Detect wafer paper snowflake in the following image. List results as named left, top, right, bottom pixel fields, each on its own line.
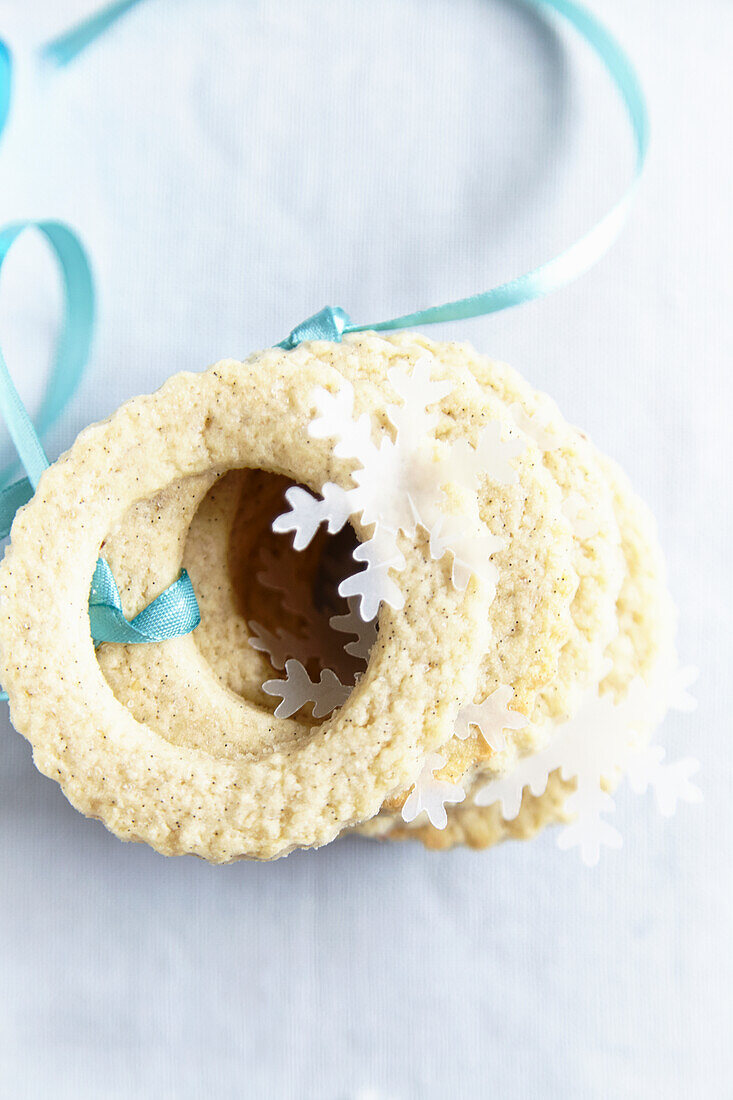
left=508, top=401, right=562, bottom=453
left=262, top=659, right=351, bottom=719
left=454, top=685, right=528, bottom=752
left=273, top=357, right=524, bottom=622
left=248, top=621, right=317, bottom=671
left=640, top=657, right=698, bottom=719
left=331, top=597, right=379, bottom=662
left=253, top=597, right=376, bottom=717
left=395, top=687, right=526, bottom=831
left=401, top=753, right=466, bottom=829
left=255, top=545, right=320, bottom=619
left=475, top=660, right=701, bottom=865
left=248, top=535, right=373, bottom=679
left=562, top=491, right=602, bottom=539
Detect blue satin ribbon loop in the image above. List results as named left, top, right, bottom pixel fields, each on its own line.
left=89, top=558, right=201, bottom=645
left=0, top=226, right=200, bottom=652
left=278, top=306, right=350, bottom=350
left=0, top=220, right=95, bottom=487
left=0, top=346, right=49, bottom=489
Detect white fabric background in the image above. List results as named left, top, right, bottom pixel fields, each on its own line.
left=0, top=1, right=730, bottom=1097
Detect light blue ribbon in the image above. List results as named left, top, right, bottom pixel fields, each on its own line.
left=89, top=559, right=199, bottom=645
left=0, top=220, right=94, bottom=495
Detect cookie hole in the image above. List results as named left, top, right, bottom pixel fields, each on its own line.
left=184, top=469, right=378, bottom=720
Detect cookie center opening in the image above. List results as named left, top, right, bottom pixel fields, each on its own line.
left=186, top=469, right=377, bottom=719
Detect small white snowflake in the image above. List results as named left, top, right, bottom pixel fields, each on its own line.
left=508, top=401, right=561, bottom=453
left=427, top=512, right=503, bottom=593
left=562, top=491, right=601, bottom=539
left=401, top=753, right=466, bottom=829
left=272, top=483, right=353, bottom=552
left=330, top=597, right=379, bottom=662
left=255, top=545, right=319, bottom=619
left=337, top=527, right=406, bottom=622
left=248, top=620, right=319, bottom=670
left=262, top=659, right=351, bottom=719
left=475, top=660, right=701, bottom=865
left=454, top=685, right=528, bottom=751
left=273, top=356, right=522, bottom=622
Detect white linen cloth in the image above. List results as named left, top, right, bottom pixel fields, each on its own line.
left=0, top=1, right=730, bottom=1096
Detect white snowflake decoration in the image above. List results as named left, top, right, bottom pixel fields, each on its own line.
left=401, top=753, right=466, bottom=829
left=262, top=659, right=351, bottom=719
left=508, top=401, right=561, bottom=453
left=625, top=744, right=702, bottom=817
left=454, top=685, right=528, bottom=752
left=250, top=598, right=374, bottom=717
left=248, top=620, right=319, bottom=671
left=653, top=659, right=698, bottom=715
left=562, top=491, right=601, bottom=539
left=427, top=512, right=504, bottom=591
left=272, top=484, right=353, bottom=553
left=248, top=538, right=376, bottom=682
left=330, top=596, right=379, bottom=662
left=255, top=545, right=322, bottom=619
left=475, top=663, right=701, bottom=865
left=337, top=527, right=406, bottom=621
left=273, top=357, right=523, bottom=622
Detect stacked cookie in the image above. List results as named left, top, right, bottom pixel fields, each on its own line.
left=0, top=334, right=695, bottom=862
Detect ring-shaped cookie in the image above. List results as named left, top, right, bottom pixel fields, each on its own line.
left=95, top=337, right=580, bottom=827
left=0, top=356, right=490, bottom=861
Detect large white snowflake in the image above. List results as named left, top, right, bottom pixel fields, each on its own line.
left=401, top=753, right=466, bottom=829
left=475, top=661, right=701, bottom=865
left=272, top=356, right=523, bottom=622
